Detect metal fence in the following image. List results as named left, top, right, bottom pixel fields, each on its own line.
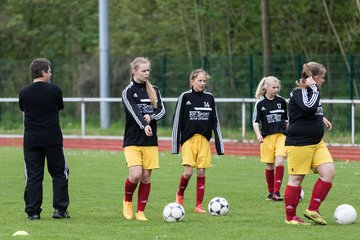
left=1, top=97, right=359, bottom=145
left=1, top=54, right=359, bottom=100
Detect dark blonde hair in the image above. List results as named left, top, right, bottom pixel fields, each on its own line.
left=130, top=57, right=158, bottom=109
left=255, top=76, right=280, bottom=99
left=297, top=62, right=326, bottom=88
left=189, top=69, right=209, bottom=87
left=29, top=58, right=51, bottom=79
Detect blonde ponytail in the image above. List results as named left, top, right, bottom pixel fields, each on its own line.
left=146, top=81, right=158, bottom=109
left=255, top=76, right=280, bottom=99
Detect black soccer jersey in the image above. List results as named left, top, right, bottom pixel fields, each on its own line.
left=252, top=95, right=288, bottom=137
left=19, top=82, right=64, bottom=147
left=171, top=88, right=224, bottom=155
left=285, top=84, right=324, bottom=146
left=122, top=80, right=165, bottom=147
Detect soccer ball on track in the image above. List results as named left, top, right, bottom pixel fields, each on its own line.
left=334, top=204, right=357, bottom=225
left=208, top=197, right=229, bottom=216
left=163, top=202, right=185, bottom=223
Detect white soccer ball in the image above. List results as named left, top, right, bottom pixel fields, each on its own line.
left=163, top=202, right=185, bottom=223
left=334, top=204, right=357, bottom=225
left=208, top=197, right=229, bottom=216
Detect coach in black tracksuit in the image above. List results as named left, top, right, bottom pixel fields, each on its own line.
left=19, top=58, right=69, bottom=220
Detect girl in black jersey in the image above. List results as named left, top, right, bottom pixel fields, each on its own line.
left=172, top=69, right=224, bottom=213
left=121, top=57, right=165, bottom=221
left=284, top=62, right=334, bottom=225
left=252, top=76, right=288, bottom=201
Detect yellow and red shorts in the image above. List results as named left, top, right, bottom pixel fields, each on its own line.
left=260, top=133, right=286, bottom=163
left=181, top=134, right=212, bottom=168
left=286, top=140, right=333, bottom=175
left=124, top=146, right=159, bottom=169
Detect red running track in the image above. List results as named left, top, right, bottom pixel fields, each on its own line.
left=0, top=136, right=359, bottom=161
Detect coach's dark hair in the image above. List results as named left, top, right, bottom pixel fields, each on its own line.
left=297, top=62, right=326, bottom=87
left=29, top=58, right=51, bottom=79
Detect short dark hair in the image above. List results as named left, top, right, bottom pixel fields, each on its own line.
left=29, top=58, right=51, bottom=79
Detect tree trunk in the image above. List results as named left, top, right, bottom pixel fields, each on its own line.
left=323, top=0, right=359, bottom=98
left=225, top=0, right=235, bottom=90
left=261, top=0, right=271, bottom=76
left=325, top=0, right=334, bottom=116
left=177, top=0, right=193, bottom=69
left=315, top=6, right=323, bottom=54
left=194, top=0, right=206, bottom=57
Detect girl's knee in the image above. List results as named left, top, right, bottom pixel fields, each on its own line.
left=183, top=171, right=193, bottom=179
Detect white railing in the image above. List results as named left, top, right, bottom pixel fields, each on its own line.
left=1, top=97, right=359, bottom=145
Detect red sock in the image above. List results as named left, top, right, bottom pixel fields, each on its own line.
left=308, top=178, right=332, bottom=212
left=177, top=175, right=190, bottom=196
left=284, top=185, right=301, bottom=221
left=196, top=176, right=205, bottom=207
left=274, top=166, right=284, bottom=193
left=124, top=177, right=137, bottom=202
left=137, top=182, right=151, bottom=212
left=265, top=169, right=274, bottom=193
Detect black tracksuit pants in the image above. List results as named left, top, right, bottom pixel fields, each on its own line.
left=24, top=144, right=69, bottom=216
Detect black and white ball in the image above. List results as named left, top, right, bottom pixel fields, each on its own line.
left=163, top=203, right=185, bottom=222
left=208, top=197, right=229, bottom=216
left=334, top=204, right=357, bottom=225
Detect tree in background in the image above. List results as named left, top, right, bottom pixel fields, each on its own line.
left=261, top=0, right=271, bottom=76
left=0, top=0, right=359, bottom=98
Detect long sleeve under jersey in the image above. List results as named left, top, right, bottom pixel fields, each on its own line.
left=252, top=95, right=288, bottom=138
left=122, top=80, right=165, bottom=147
left=171, top=88, right=224, bottom=155
left=285, top=83, right=324, bottom=146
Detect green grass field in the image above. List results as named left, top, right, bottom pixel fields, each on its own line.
left=0, top=147, right=359, bottom=240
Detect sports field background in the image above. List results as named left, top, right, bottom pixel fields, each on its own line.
left=0, top=147, right=359, bottom=240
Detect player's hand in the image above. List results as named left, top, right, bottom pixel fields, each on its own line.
left=144, top=125, right=153, bottom=136
left=323, top=117, right=333, bottom=131
left=257, top=135, right=264, bottom=143
left=143, top=114, right=151, bottom=124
